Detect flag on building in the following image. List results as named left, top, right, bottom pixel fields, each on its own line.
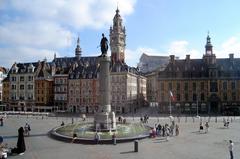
left=169, top=91, right=176, bottom=101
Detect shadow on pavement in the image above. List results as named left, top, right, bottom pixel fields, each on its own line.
left=120, top=150, right=136, bottom=154
left=3, top=133, right=47, bottom=139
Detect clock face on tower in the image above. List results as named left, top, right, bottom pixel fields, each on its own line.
left=207, top=50, right=212, bottom=54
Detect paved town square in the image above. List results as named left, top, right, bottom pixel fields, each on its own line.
left=1, top=115, right=239, bottom=159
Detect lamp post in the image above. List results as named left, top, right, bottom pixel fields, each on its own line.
left=196, top=88, right=200, bottom=118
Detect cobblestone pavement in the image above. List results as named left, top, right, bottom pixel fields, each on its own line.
left=1, top=115, right=240, bottom=159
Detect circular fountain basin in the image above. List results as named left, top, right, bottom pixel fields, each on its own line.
left=49, top=122, right=150, bottom=144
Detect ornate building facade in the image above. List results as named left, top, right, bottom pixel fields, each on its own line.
left=8, top=62, right=39, bottom=111
left=3, top=8, right=147, bottom=114
left=35, top=60, right=54, bottom=111
left=155, top=35, right=240, bottom=115
left=0, top=67, right=8, bottom=110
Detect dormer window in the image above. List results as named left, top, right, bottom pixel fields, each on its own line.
left=28, top=64, right=34, bottom=73
left=12, top=68, right=16, bottom=73
left=89, top=72, right=92, bottom=79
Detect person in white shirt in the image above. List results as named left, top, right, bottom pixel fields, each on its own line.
left=229, top=140, right=234, bottom=159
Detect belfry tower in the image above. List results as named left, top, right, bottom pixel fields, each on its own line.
left=110, top=8, right=126, bottom=64
left=75, top=37, right=81, bottom=60
left=203, top=33, right=216, bottom=65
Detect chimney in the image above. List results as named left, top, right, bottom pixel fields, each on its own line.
left=186, top=54, right=190, bottom=60
left=229, top=53, right=234, bottom=60
left=170, top=55, right=175, bottom=63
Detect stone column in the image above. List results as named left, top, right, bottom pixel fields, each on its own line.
left=99, top=56, right=111, bottom=113
left=94, top=55, right=116, bottom=131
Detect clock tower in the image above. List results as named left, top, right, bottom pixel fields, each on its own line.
left=110, top=8, right=126, bottom=63
left=203, top=33, right=216, bottom=65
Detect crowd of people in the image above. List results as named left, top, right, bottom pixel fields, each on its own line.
left=149, top=120, right=180, bottom=138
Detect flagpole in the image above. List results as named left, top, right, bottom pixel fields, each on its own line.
left=169, top=93, right=172, bottom=117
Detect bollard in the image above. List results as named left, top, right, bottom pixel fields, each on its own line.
left=134, top=140, right=138, bottom=152
left=215, top=116, right=217, bottom=123
left=231, top=118, right=233, bottom=123
left=178, top=117, right=180, bottom=123
left=192, top=117, right=195, bottom=123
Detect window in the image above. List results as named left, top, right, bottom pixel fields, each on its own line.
left=210, top=82, right=218, bottom=92
left=176, top=83, right=180, bottom=91
left=231, top=81, right=236, bottom=90
left=223, top=93, right=227, bottom=101
left=28, top=68, right=33, bottom=73
left=223, top=81, right=227, bottom=90
left=192, top=82, right=196, bottom=91
left=160, top=83, right=164, bottom=90
left=168, top=82, right=172, bottom=91
left=20, top=76, right=24, bottom=81
left=185, top=93, right=188, bottom=101
left=20, top=85, right=24, bottom=90
left=11, top=85, right=16, bottom=90
left=28, top=76, right=33, bottom=81
left=177, top=94, right=180, bottom=101
left=161, top=93, right=164, bottom=102
left=28, top=85, right=33, bottom=90
left=19, top=96, right=24, bottom=100
left=193, top=93, right=197, bottom=101
left=232, top=92, right=236, bottom=101
left=11, top=77, right=16, bottom=81
left=184, top=82, right=188, bottom=91
left=201, top=93, right=204, bottom=101
left=201, top=82, right=204, bottom=90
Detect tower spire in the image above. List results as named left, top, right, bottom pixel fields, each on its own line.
left=205, top=32, right=213, bottom=55
left=110, top=7, right=126, bottom=64
left=75, top=36, right=81, bottom=60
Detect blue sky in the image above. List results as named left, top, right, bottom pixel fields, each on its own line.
left=1, top=0, right=240, bottom=68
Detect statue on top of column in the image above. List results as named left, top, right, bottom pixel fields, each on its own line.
left=100, top=33, right=108, bottom=56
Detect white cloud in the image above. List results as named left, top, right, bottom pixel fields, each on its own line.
left=125, top=47, right=169, bottom=67
left=0, top=47, right=57, bottom=68
left=168, top=41, right=201, bottom=59
left=125, top=41, right=202, bottom=67
left=7, top=0, right=136, bottom=29
left=0, top=0, right=137, bottom=68
left=215, top=36, right=240, bottom=58
left=0, top=20, right=72, bottom=49
left=126, top=36, right=240, bottom=68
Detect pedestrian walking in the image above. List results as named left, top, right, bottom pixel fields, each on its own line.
left=229, top=140, right=234, bottom=159
left=199, top=122, right=204, bottom=133
left=0, top=117, right=3, bottom=126
left=175, top=124, right=179, bottom=136
left=94, top=132, right=100, bottom=144
left=24, top=123, right=30, bottom=136
left=205, top=122, right=209, bottom=133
